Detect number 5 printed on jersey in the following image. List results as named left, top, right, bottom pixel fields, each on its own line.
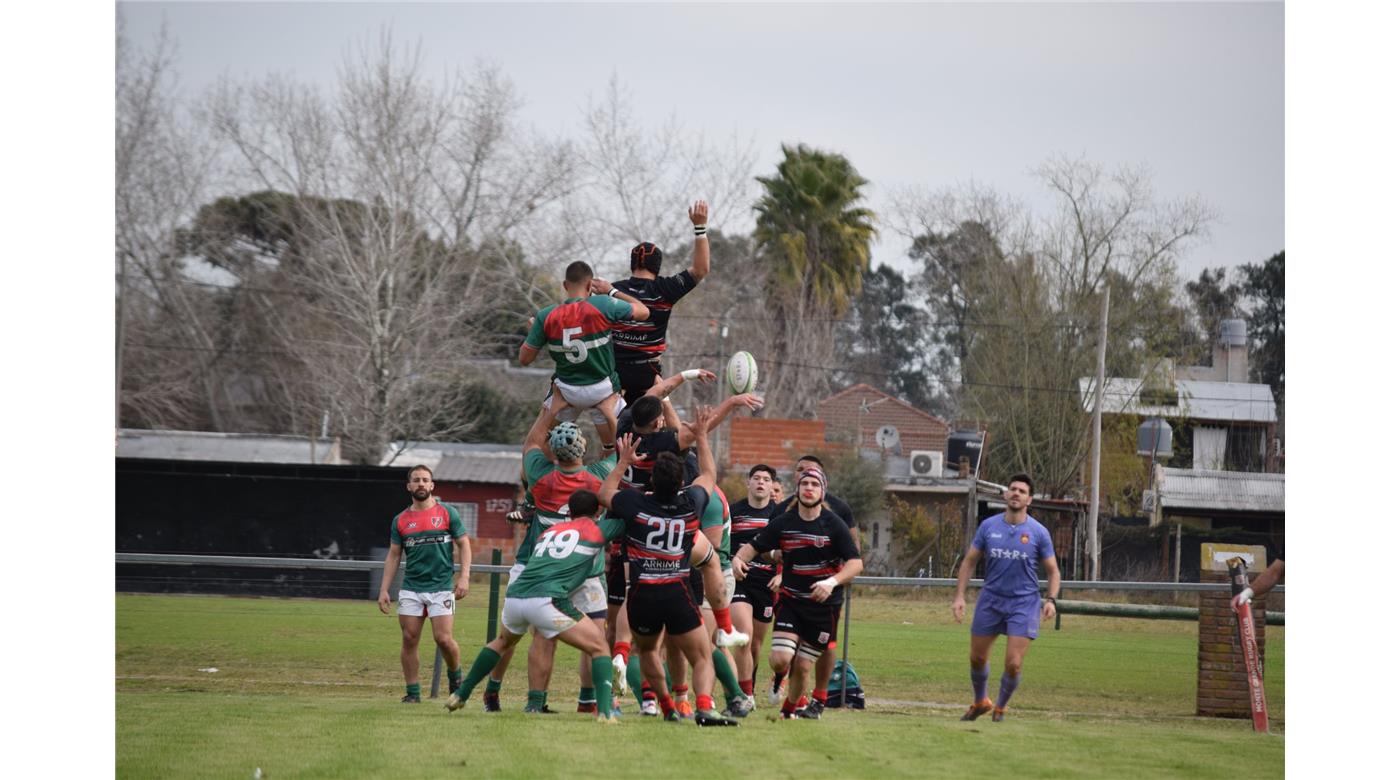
left=562, top=327, right=588, bottom=364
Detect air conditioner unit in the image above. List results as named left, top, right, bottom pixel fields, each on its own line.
left=909, top=450, right=943, bottom=477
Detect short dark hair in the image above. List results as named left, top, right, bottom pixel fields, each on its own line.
left=748, top=464, right=777, bottom=480
left=568, top=489, right=601, bottom=520
left=1008, top=473, right=1034, bottom=495
left=630, top=242, right=663, bottom=274
left=651, top=451, right=684, bottom=499
left=796, top=454, right=824, bottom=469
left=407, top=465, right=433, bottom=480
left=630, top=395, right=663, bottom=430
left=564, top=260, right=594, bottom=286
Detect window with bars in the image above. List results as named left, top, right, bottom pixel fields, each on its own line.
left=442, top=502, right=479, bottom=536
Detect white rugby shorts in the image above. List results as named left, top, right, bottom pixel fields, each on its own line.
left=397, top=589, right=455, bottom=618
left=501, top=596, right=579, bottom=639
left=547, top=377, right=624, bottom=425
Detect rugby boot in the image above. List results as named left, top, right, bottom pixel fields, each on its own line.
left=991, top=706, right=1007, bottom=722
left=444, top=693, right=465, bottom=712
left=401, top=694, right=421, bottom=704
left=695, top=709, right=740, bottom=727
left=960, top=698, right=994, bottom=721
left=715, top=627, right=750, bottom=648
left=482, top=692, right=501, bottom=712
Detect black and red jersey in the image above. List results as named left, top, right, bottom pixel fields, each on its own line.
left=610, top=271, right=698, bottom=363
left=748, top=508, right=859, bottom=606
left=610, top=485, right=710, bottom=588
left=729, top=498, right=783, bottom=579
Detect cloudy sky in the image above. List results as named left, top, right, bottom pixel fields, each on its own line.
left=120, top=1, right=1283, bottom=281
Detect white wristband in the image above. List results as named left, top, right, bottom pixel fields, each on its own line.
left=681, top=369, right=703, bottom=381
left=1237, top=587, right=1254, bottom=603
left=693, top=225, right=707, bottom=237
left=608, top=288, right=619, bottom=298
left=817, top=577, right=838, bottom=591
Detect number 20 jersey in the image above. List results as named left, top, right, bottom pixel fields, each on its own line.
left=609, top=486, right=709, bottom=588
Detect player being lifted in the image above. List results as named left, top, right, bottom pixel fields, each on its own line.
left=732, top=467, right=863, bottom=720
left=520, top=260, right=648, bottom=450
left=951, top=474, right=1061, bottom=723
left=608, top=200, right=712, bottom=407
left=598, top=408, right=738, bottom=726
left=446, top=490, right=622, bottom=725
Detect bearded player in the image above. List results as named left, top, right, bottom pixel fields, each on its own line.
left=733, top=468, right=862, bottom=720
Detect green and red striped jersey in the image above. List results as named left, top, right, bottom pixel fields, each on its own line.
left=514, top=450, right=617, bottom=579
left=507, top=515, right=627, bottom=600
left=524, top=294, right=634, bottom=388
left=389, top=502, right=466, bottom=592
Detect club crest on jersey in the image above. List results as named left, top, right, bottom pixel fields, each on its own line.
left=432, top=516, right=444, bottom=529
left=1020, top=534, right=1030, bottom=545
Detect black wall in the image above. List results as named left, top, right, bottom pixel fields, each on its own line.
left=117, top=458, right=411, bottom=598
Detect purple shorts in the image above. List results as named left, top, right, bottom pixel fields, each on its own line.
left=970, top=591, right=1042, bottom=639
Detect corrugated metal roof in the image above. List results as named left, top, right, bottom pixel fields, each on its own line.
left=433, top=452, right=523, bottom=485
left=118, top=429, right=342, bottom=464
left=1157, top=466, right=1284, bottom=513
left=1078, top=378, right=1277, bottom=423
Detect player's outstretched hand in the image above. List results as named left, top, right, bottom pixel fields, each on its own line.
left=1231, top=587, right=1254, bottom=609
left=377, top=591, right=392, bottom=615
left=689, top=200, right=709, bottom=226
left=733, top=393, right=764, bottom=411
left=616, top=433, right=641, bottom=464
left=686, top=369, right=717, bottom=384
left=685, top=405, right=715, bottom=437
left=951, top=595, right=966, bottom=623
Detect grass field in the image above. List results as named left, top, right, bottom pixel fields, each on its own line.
left=116, top=585, right=1283, bottom=779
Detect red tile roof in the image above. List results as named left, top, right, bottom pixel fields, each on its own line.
left=817, top=383, right=951, bottom=455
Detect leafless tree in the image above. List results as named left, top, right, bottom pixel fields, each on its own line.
left=116, top=17, right=223, bottom=430
left=202, top=31, right=577, bottom=462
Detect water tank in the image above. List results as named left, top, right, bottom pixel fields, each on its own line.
left=947, top=430, right=983, bottom=472
left=1220, top=318, right=1247, bottom=347
left=1136, top=418, right=1173, bottom=458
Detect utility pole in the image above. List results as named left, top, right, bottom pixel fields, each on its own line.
left=1087, top=286, right=1110, bottom=581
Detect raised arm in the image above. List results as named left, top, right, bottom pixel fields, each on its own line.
left=682, top=406, right=717, bottom=494
left=676, top=392, right=763, bottom=449
left=688, top=200, right=711, bottom=281
left=646, top=369, right=717, bottom=401
left=598, top=433, right=641, bottom=509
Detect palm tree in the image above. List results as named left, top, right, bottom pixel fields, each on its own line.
left=751, top=144, right=877, bottom=416
left=754, top=144, right=877, bottom=314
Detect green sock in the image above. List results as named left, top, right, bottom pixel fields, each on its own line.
left=406, top=682, right=421, bottom=697
left=589, top=656, right=614, bottom=717
left=626, top=655, right=645, bottom=707
left=485, top=677, right=502, bottom=695
left=457, top=647, right=501, bottom=699
left=526, top=689, right=546, bottom=710
left=578, top=686, right=595, bottom=705
left=664, top=662, right=673, bottom=691
left=447, top=667, right=463, bottom=692
left=712, top=648, right=742, bottom=701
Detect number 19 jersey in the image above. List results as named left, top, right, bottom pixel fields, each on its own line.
left=506, top=516, right=626, bottom=601
left=609, top=486, right=709, bottom=587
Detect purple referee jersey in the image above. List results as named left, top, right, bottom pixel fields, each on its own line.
left=972, top=514, right=1055, bottom=598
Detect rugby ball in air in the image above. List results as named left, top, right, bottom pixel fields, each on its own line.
left=725, top=351, right=758, bottom=395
